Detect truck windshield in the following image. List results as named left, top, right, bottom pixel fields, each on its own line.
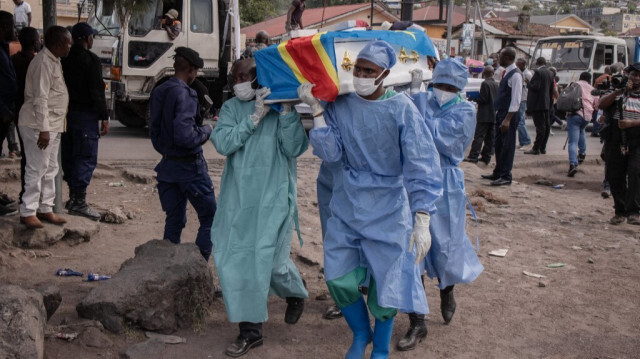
left=87, top=0, right=120, bottom=36
left=532, top=40, right=594, bottom=71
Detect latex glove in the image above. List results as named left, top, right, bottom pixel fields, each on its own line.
left=297, top=83, right=324, bottom=116
left=409, top=69, right=423, bottom=95
left=250, top=87, right=271, bottom=127
left=409, top=212, right=431, bottom=264
left=280, top=103, right=292, bottom=116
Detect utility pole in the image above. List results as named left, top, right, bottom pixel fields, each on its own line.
left=43, top=0, right=57, bottom=30
left=401, top=0, right=414, bottom=21
left=446, top=0, right=454, bottom=56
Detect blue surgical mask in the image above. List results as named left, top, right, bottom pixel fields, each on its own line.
left=486, top=58, right=494, bottom=66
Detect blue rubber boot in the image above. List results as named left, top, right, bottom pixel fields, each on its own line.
left=340, top=297, right=373, bottom=359
left=370, top=316, right=395, bottom=359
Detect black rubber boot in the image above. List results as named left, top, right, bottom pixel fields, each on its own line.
left=65, top=189, right=76, bottom=211
left=440, top=285, right=456, bottom=324
left=68, top=190, right=101, bottom=221
left=396, top=313, right=427, bottom=351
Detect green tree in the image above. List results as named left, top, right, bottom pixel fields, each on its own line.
left=600, top=19, right=610, bottom=29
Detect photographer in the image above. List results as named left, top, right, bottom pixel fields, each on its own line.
left=598, top=63, right=640, bottom=225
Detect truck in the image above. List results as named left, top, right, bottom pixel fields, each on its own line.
left=87, top=0, right=234, bottom=127
left=530, top=35, right=628, bottom=86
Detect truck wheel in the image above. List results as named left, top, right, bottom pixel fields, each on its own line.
left=114, top=101, right=148, bottom=128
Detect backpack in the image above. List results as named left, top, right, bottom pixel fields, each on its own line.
left=556, top=82, right=583, bottom=113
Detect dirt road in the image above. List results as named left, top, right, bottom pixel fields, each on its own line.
left=1, top=122, right=638, bottom=358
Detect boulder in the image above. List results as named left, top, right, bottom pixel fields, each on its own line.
left=101, top=207, right=127, bottom=224
left=0, top=285, right=46, bottom=359
left=34, top=283, right=62, bottom=321
left=79, top=327, right=113, bottom=349
left=4, top=216, right=100, bottom=249
left=123, top=338, right=165, bottom=359
left=76, top=240, right=215, bottom=334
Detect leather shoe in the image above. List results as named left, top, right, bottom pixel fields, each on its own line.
left=20, top=216, right=44, bottom=229
left=480, top=157, right=491, bottom=165
left=524, top=149, right=540, bottom=155
left=322, top=304, right=343, bottom=320
left=37, top=212, right=67, bottom=225
left=284, top=297, right=304, bottom=324
left=440, top=285, right=456, bottom=324
left=540, top=149, right=547, bottom=154
left=463, top=157, right=478, bottom=163
left=396, top=313, right=427, bottom=351
left=491, top=178, right=512, bottom=186
left=481, top=173, right=499, bottom=180
left=225, top=335, right=263, bottom=357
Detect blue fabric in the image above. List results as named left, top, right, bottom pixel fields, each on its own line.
left=61, top=111, right=100, bottom=189
left=318, top=158, right=342, bottom=237
left=432, top=58, right=468, bottom=90
left=411, top=91, right=484, bottom=289
left=0, top=42, right=16, bottom=118
left=149, top=77, right=212, bottom=183
left=211, top=97, right=309, bottom=323
left=357, top=40, right=396, bottom=69
left=309, top=92, right=442, bottom=315
left=340, top=296, right=373, bottom=359
left=567, top=113, right=588, bottom=166
left=517, top=101, right=531, bottom=146
left=157, top=176, right=216, bottom=261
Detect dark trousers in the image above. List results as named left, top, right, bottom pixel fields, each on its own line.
left=468, top=122, right=494, bottom=161
left=532, top=110, right=550, bottom=152
left=605, top=142, right=640, bottom=216
left=17, top=127, right=26, bottom=203
left=239, top=322, right=263, bottom=340
left=61, top=112, right=100, bottom=191
left=157, top=176, right=216, bottom=261
left=493, top=115, right=519, bottom=181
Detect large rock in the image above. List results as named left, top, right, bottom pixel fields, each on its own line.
left=123, top=338, right=165, bottom=359
left=76, top=240, right=214, bottom=334
left=1, top=216, right=100, bottom=249
left=0, top=285, right=46, bottom=359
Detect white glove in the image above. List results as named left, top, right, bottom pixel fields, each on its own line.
left=409, top=212, right=431, bottom=264
left=297, top=82, right=324, bottom=116
left=250, top=87, right=271, bottom=127
left=409, top=69, right=423, bottom=95
left=280, top=103, right=292, bottom=116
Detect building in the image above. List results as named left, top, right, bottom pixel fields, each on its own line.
left=241, top=3, right=399, bottom=43
left=602, top=12, right=640, bottom=33
left=412, top=4, right=467, bottom=39
left=576, top=7, right=621, bottom=30
left=0, top=0, right=90, bottom=29
left=505, top=14, right=593, bottom=34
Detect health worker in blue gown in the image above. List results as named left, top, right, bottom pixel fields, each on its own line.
left=301, top=40, right=443, bottom=359
left=396, top=58, right=484, bottom=352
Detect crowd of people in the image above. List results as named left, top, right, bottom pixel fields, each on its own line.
left=2, top=7, right=640, bottom=357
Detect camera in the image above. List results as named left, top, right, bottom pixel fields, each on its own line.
left=611, top=74, right=628, bottom=89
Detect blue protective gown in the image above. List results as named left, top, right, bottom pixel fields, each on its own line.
left=211, top=98, right=309, bottom=323
left=412, top=91, right=484, bottom=289
left=310, top=92, right=443, bottom=314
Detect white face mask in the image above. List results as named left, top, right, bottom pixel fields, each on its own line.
left=433, top=88, right=458, bottom=108
left=233, top=79, right=256, bottom=101
left=353, top=71, right=386, bottom=97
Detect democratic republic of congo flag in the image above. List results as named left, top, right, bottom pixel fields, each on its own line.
left=254, top=30, right=437, bottom=103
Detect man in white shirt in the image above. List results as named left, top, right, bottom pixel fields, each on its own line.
left=516, top=58, right=533, bottom=150
left=12, top=0, right=31, bottom=29
left=482, top=47, right=522, bottom=186
left=18, top=26, right=71, bottom=229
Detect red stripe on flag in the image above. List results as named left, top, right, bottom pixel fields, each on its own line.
left=285, top=36, right=339, bottom=102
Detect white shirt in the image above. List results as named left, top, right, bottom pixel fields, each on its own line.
left=503, top=63, right=522, bottom=113
left=493, top=66, right=505, bottom=82
left=13, top=1, right=31, bottom=27
left=521, top=69, right=533, bottom=102
left=18, top=47, right=69, bottom=133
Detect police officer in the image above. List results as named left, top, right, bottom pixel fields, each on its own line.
left=61, top=22, right=109, bottom=220
left=149, top=47, right=215, bottom=261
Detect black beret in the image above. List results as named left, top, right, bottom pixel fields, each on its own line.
left=625, top=62, right=640, bottom=74
left=174, top=46, right=204, bottom=69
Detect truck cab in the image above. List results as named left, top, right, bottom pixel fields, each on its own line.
left=88, top=0, right=229, bottom=127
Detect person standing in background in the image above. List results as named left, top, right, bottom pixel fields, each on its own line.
left=516, top=58, right=533, bottom=151
left=285, top=0, right=305, bottom=31
left=465, top=66, right=498, bottom=165
left=12, top=0, right=31, bottom=29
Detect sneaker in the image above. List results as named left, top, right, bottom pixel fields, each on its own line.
left=568, top=165, right=578, bottom=177
left=610, top=215, right=626, bottom=225
left=519, top=144, right=533, bottom=151
left=0, top=203, right=18, bottom=216
left=578, top=154, right=586, bottom=164
left=0, top=193, right=17, bottom=207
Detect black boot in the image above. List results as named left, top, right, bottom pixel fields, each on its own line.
left=68, top=189, right=101, bottom=221
left=440, top=285, right=456, bottom=324
left=65, top=189, right=76, bottom=210
left=396, top=313, right=427, bottom=351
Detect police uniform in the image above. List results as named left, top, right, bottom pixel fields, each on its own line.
left=61, top=22, right=108, bottom=220
left=149, top=47, right=215, bottom=261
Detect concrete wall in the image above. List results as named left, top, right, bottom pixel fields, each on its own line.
left=0, top=0, right=88, bottom=30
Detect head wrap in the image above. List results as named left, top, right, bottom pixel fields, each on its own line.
left=432, top=58, right=468, bottom=91
left=357, top=40, right=396, bottom=69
